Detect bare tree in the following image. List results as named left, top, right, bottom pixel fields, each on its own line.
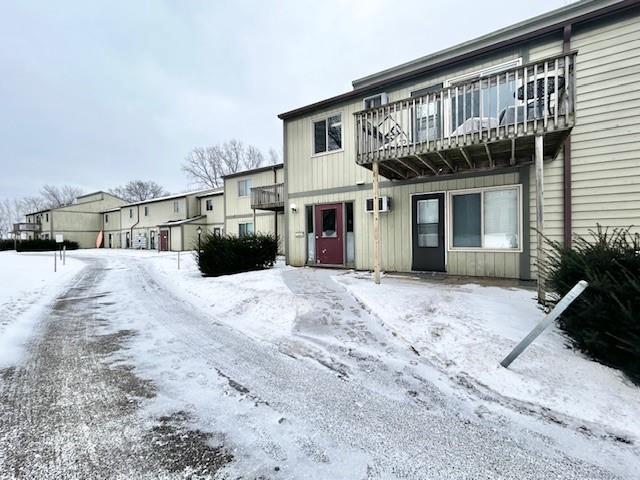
left=268, top=148, right=280, bottom=165
left=182, top=139, right=266, bottom=189
left=40, top=185, right=83, bottom=208
left=20, top=196, right=47, bottom=215
left=110, top=180, right=168, bottom=203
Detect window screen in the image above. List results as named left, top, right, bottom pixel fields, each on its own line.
left=314, top=120, right=327, bottom=154
left=484, top=189, right=518, bottom=248
left=417, top=199, right=439, bottom=247
left=452, top=193, right=481, bottom=247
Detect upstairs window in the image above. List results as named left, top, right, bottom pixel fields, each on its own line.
left=144, top=206, right=149, bottom=216
left=129, top=209, right=133, bottom=219
left=362, top=93, right=388, bottom=110
left=105, top=214, right=109, bottom=223
left=238, top=179, right=252, bottom=197
left=313, top=113, right=342, bottom=154
left=205, top=199, right=213, bottom=211
left=173, top=200, right=179, bottom=213
left=45, top=213, right=49, bottom=222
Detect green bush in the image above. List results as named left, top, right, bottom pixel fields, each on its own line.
left=15, top=239, right=79, bottom=252
left=542, top=226, right=640, bottom=384
left=196, top=233, right=278, bottom=277
left=0, top=239, right=15, bottom=251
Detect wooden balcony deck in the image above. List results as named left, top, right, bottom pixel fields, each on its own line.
left=354, top=52, right=576, bottom=180
left=13, top=222, right=42, bottom=233
left=250, top=183, right=284, bottom=211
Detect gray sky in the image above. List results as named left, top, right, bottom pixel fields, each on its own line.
left=1, top=0, right=572, bottom=199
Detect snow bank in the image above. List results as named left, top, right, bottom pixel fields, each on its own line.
left=336, top=272, right=640, bottom=441
left=0, top=251, right=84, bottom=367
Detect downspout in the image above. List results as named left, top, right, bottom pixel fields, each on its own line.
left=130, top=205, right=140, bottom=248
left=563, top=24, right=573, bottom=248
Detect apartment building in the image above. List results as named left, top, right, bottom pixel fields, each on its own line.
left=279, top=0, right=640, bottom=293
left=21, top=191, right=126, bottom=248
left=223, top=164, right=285, bottom=253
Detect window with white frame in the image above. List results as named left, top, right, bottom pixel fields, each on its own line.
left=205, top=199, right=213, bottom=211
left=313, top=113, right=342, bottom=154
left=238, top=222, right=253, bottom=237
left=363, top=93, right=388, bottom=110
left=450, top=186, right=520, bottom=250
left=238, top=179, right=251, bottom=197
left=173, top=200, right=179, bottom=213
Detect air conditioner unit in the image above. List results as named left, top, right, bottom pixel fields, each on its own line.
left=365, top=196, right=392, bottom=213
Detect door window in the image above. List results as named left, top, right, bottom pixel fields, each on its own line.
left=321, top=209, right=337, bottom=237
left=417, top=199, right=439, bottom=247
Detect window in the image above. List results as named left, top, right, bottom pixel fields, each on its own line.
left=45, top=213, right=49, bottom=222
left=445, top=59, right=521, bottom=135
left=450, top=186, right=520, bottom=250
left=129, top=209, right=133, bottom=219
left=238, top=179, right=251, bottom=197
left=213, top=227, right=221, bottom=235
left=205, top=199, right=213, bottom=211
left=238, top=223, right=253, bottom=237
left=363, top=93, right=388, bottom=110
left=321, top=208, right=337, bottom=238
left=173, top=201, right=179, bottom=213
left=313, top=114, right=342, bottom=154
left=144, top=206, right=149, bottom=216
left=105, top=214, right=109, bottom=223
left=417, top=199, right=440, bottom=247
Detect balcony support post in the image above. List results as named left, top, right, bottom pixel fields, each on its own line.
left=372, top=160, right=381, bottom=285
left=253, top=208, right=256, bottom=233
left=535, top=134, right=545, bottom=304
left=459, top=147, right=474, bottom=169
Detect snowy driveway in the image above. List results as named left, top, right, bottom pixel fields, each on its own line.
left=0, top=251, right=637, bottom=479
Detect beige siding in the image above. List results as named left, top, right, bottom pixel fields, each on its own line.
left=200, top=194, right=225, bottom=231
left=570, top=12, right=640, bottom=237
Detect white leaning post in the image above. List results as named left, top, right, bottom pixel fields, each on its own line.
left=500, top=280, right=588, bottom=368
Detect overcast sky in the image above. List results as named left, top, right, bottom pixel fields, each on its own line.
left=1, top=0, right=573, bottom=199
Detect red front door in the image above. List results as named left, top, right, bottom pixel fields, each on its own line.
left=315, top=203, right=343, bottom=265
left=159, top=229, right=169, bottom=251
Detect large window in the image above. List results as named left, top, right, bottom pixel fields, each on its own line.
left=173, top=200, right=180, bottom=213
left=205, top=199, right=213, bottom=211
left=313, top=114, right=342, bottom=154
left=239, top=222, right=253, bottom=237
left=238, top=179, right=251, bottom=197
left=450, top=186, right=520, bottom=250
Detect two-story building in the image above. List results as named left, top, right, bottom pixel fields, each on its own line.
left=279, top=0, right=640, bottom=299
left=223, top=164, right=285, bottom=253
left=21, top=191, right=126, bottom=247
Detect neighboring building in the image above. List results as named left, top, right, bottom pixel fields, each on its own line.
left=223, top=164, right=285, bottom=253
left=113, top=188, right=218, bottom=251
left=198, top=189, right=225, bottom=235
left=22, top=191, right=126, bottom=248
left=279, top=0, right=640, bottom=286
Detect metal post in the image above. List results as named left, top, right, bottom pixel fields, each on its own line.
left=198, top=233, right=201, bottom=253
left=535, top=135, right=545, bottom=304
left=54, top=249, right=57, bottom=273
left=372, top=160, right=381, bottom=284
left=177, top=250, right=180, bottom=270
left=501, top=280, right=588, bottom=368
left=63, top=245, right=66, bottom=266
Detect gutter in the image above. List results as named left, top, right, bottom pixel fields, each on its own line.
left=130, top=205, right=140, bottom=248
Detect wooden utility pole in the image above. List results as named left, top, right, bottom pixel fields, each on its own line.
left=372, top=160, right=381, bottom=284
left=535, top=135, right=545, bottom=304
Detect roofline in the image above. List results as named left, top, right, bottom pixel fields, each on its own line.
left=196, top=189, right=224, bottom=198
left=76, top=190, right=120, bottom=200
left=25, top=208, right=52, bottom=216
left=278, top=0, right=639, bottom=120
left=221, top=163, right=283, bottom=180
left=157, top=215, right=207, bottom=227
left=120, top=188, right=216, bottom=208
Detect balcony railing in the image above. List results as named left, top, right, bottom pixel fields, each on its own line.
left=354, top=52, right=576, bottom=179
left=13, top=222, right=42, bottom=232
left=250, top=183, right=284, bottom=211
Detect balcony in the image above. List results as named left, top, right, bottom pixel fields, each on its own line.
left=354, top=52, right=576, bottom=180
left=13, top=222, right=42, bottom=233
left=250, top=183, right=284, bottom=211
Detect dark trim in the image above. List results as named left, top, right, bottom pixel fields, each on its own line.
left=225, top=212, right=274, bottom=220
left=519, top=166, right=531, bottom=280
left=563, top=24, right=573, bottom=249
left=288, top=165, right=526, bottom=199
left=221, top=163, right=284, bottom=180
left=278, top=0, right=640, bottom=120
left=410, top=83, right=444, bottom=97
left=283, top=124, right=290, bottom=265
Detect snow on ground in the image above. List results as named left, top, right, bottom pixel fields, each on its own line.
left=335, top=271, right=640, bottom=442
left=0, top=250, right=85, bottom=367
